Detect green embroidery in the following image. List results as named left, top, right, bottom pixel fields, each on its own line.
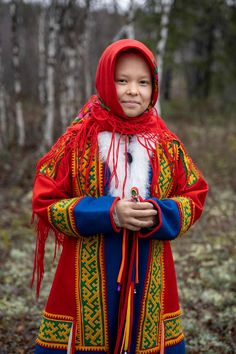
left=158, top=151, right=173, bottom=198
left=38, top=317, right=72, bottom=344
left=164, top=315, right=183, bottom=340
left=140, top=241, right=163, bottom=350
left=172, top=196, right=192, bottom=236
left=49, top=198, right=78, bottom=236
left=80, top=236, right=105, bottom=346
left=179, top=148, right=199, bottom=186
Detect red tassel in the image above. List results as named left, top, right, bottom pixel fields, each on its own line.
left=31, top=216, right=63, bottom=297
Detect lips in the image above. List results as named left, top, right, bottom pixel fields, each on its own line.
left=122, top=101, right=140, bottom=106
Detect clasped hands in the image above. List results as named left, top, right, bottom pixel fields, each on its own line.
left=114, top=199, right=158, bottom=232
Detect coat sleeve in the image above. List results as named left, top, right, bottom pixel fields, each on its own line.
left=139, top=141, right=208, bottom=240
left=32, top=160, right=120, bottom=238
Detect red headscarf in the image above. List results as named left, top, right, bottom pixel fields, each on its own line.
left=96, top=38, right=158, bottom=117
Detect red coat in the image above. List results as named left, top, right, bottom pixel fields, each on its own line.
left=32, top=134, right=208, bottom=354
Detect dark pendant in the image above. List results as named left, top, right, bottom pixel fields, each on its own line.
left=127, top=152, right=133, bottom=164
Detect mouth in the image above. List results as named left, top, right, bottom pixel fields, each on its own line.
left=122, top=101, right=140, bottom=106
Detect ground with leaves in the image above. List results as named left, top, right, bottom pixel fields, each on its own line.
left=0, top=118, right=235, bottom=354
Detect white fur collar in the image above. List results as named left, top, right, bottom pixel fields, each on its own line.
left=98, top=132, right=151, bottom=199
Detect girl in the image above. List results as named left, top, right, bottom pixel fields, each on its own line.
left=32, top=39, right=208, bottom=354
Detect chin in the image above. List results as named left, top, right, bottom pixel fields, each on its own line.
left=123, top=109, right=142, bottom=118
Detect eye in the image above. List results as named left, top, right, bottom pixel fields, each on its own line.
left=116, top=78, right=127, bottom=84
left=140, top=80, right=150, bottom=86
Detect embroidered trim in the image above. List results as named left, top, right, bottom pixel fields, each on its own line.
left=155, top=142, right=178, bottom=199
left=179, top=147, right=200, bottom=187
left=136, top=241, right=163, bottom=352
left=76, top=143, right=100, bottom=197
left=99, top=236, right=110, bottom=350
left=39, top=143, right=65, bottom=180
left=79, top=236, right=108, bottom=349
left=36, top=338, right=111, bottom=352
left=71, top=149, right=80, bottom=196
left=163, top=310, right=182, bottom=320
left=75, top=238, right=83, bottom=345
left=43, top=311, right=73, bottom=321
left=164, top=314, right=184, bottom=343
left=37, top=314, right=72, bottom=346
left=172, top=196, right=193, bottom=236
left=48, top=198, right=81, bottom=237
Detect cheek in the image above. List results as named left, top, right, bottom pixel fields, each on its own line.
left=144, top=87, right=152, bottom=103
left=115, top=84, right=123, bottom=100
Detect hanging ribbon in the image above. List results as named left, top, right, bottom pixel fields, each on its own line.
left=115, top=187, right=142, bottom=354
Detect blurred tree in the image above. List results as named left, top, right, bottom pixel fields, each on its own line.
left=10, top=0, right=25, bottom=147
left=38, top=4, right=46, bottom=106
left=112, top=0, right=136, bottom=40
left=156, top=0, right=174, bottom=114
left=0, top=38, right=7, bottom=149
left=43, top=0, right=59, bottom=148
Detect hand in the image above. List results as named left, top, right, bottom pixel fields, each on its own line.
left=114, top=199, right=158, bottom=231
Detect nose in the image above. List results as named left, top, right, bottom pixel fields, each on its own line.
left=127, top=82, right=138, bottom=95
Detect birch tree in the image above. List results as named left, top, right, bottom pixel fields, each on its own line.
left=44, top=3, right=59, bottom=148
left=10, top=0, right=25, bottom=147
left=58, top=0, right=77, bottom=131
left=112, top=0, right=136, bottom=40
left=156, top=0, right=174, bottom=114
left=38, top=5, right=46, bottom=106
left=0, top=39, right=7, bottom=149
left=76, top=0, right=93, bottom=103
left=65, top=0, right=77, bottom=122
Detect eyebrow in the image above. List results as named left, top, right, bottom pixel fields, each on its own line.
left=115, top=73, right=151, bottom=79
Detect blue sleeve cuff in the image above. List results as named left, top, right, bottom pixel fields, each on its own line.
left=145, top=198, right=181, bottom=240
left=73, top=196, right=120, bottom=236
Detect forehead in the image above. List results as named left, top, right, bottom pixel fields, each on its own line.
left=115, top=52, right=152, bottom=76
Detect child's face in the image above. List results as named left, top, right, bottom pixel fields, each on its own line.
left=115, top=53, right=152, bottom=118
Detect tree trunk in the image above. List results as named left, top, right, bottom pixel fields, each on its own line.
left=0, top=40, right=7, bottom=149
left=44, top=5, right=58, bottom=148
left=38, top=5, right=46, bottom=106
left=77, top=0, right=93, bottom=102
left=58, top=0, right=77, bottom=131
left=112, top=0, right=135, bottom=40
left=10, top=0, right=25, bottom=147
left=66, top=1, right=77, bottom=121
left=156, top=0, right=174, bottom=115
left=83, top=13, right=93, bottom=99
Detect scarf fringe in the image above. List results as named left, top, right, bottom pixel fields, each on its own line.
left=31, top=214, right=63, bottom=298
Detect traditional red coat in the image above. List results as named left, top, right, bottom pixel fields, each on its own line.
left=32, top=129, right=208, bottom=354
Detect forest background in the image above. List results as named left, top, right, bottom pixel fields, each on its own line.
left=0, top=0, right=235, bottom=353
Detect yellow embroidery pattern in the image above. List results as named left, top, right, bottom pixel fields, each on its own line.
left=179, top=148, right=200, bottom=186
left=155, top=141, right=178, bottom=198
left=172, top=196, right=192, bottom=236
left=48, top=198, right=80, bottom=237
left=37, top=314, right=72, bottom=346
left=158, top=149, right=173, bottom=198
left=136, top=241, right=163, bottom=352
left=79, top=236, right=108, bottom=349
left=77, top=144, right=100, bottom=197
left=39, top=143, right=66, bottom=179
left=164, top=314, right=183, bottom=343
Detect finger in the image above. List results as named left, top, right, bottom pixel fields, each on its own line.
left=131, top=209, right=157, bottom=218
left=126, top=224, right=141, bottom=231
left=129, top=218, right=154, bottom=229
left=132, top=202, right=155, bottom=210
